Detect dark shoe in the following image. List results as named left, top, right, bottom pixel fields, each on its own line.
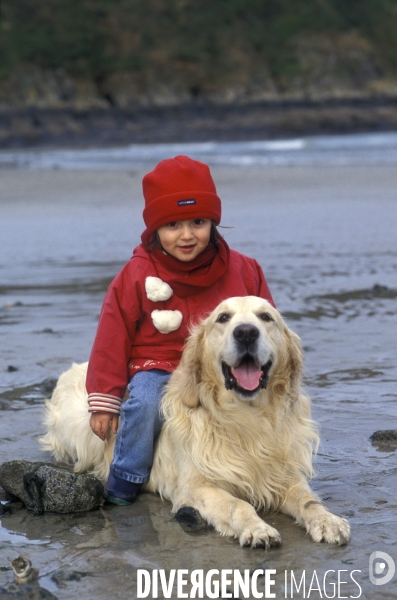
left=104, top=493, right=135, bottom=506
left=105, top=471, right=142, bottom=505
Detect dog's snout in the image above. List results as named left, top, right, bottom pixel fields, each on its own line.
left=233, top=324, right=260, bottom=347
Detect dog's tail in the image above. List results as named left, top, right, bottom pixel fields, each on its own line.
left=38, top=362, right=114, bottom=484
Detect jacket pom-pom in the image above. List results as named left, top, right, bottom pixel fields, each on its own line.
left=151, top=310, right=183, bottom=334
left=145, top=276, right=173, bottom=302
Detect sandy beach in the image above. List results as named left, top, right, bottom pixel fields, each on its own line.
left=1, top=161, right=397, bottom=599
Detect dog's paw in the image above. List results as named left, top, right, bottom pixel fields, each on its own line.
left=307, top=512, right=350, bottom=546
left=239, top=521, right=282, bottom=549
left=174, top=506, right=208, bottom=533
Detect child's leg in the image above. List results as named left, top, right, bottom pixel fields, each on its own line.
left=106, top=369, right=170, bottom=504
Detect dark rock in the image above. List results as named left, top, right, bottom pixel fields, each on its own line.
left=2, top=97, right=397, bottom=150
left=0, top=461, right=104, bottom=514
left=51, top=570, right=91, bottom=586
left=370, top=430, right=397, bottom=442
left=6, top=366, right=18, bottom=373
left=0, top=584, right=58, bottom=599
left=0, top=503, right=11, bottom=516
left=371, top=284, right=395, bottom=298
left=39, top=378, right=58, bottom=397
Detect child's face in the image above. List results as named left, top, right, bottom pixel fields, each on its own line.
left=157, top=218, right=212, bottom=262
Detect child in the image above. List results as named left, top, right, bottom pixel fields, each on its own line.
left=86, top=155, right=275, bottom=505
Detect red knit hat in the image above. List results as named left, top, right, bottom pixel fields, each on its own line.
left=142, top=155, right=222, bottom=234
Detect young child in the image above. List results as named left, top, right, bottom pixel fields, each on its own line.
left=86, top=155, right=275, bottom=505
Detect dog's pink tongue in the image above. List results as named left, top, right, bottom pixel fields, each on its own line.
left=232, top=364, right=262, bottom=390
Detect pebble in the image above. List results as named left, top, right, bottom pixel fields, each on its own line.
left=0, top=584, right=58, bottom=599
left=11, top=557, right=38, bottom=585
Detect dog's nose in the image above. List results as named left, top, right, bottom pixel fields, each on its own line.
left=233, top=324, right=260, bottom=347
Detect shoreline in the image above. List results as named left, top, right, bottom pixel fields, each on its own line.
left=1, top=96, right=397, bottom=149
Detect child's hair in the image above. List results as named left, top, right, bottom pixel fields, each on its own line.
left=147, top=221, right=222, bottom=251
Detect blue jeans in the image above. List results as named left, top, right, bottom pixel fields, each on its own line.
left=110, top=369, right=171, bottom=484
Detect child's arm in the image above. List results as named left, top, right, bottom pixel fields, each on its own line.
left=90, top=412, right=119, bottom=441
left=86, top=266, right=141, bottom=416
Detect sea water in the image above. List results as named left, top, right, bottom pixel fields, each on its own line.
left=1, top=131, right=397, bottom=170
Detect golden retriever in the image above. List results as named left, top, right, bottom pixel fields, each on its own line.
left=40, top=296, right=350, bottom=548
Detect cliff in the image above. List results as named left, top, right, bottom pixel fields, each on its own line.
left=1, top=0, right=397, bottom=146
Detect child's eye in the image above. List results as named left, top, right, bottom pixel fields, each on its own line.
left=193, top=219, right=204, bottom=225
left=166, top=222, right=178, bottom=228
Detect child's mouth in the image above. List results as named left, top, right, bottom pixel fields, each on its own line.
left=178, top=245, right=195, bottom=253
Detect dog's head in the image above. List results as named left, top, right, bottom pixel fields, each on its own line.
left=170, top=296, right=303, bottom=408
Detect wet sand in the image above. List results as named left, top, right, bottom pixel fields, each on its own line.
left=1, top=164, right=397, bottom=599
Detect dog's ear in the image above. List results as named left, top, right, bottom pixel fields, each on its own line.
left=271, top=325, right=304, bottom=399
left=167, top=322, right=205, bottom=408
left=283, top=326, right=304, bottom=397
left=285, top=328, right=304, bottom=394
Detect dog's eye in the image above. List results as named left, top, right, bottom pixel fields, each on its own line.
left=259, top=312, right=273, bottom=322
left=216, top=313, right=231, bottom=324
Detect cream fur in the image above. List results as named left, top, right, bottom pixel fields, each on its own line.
left=39, top=296, right=350, bottom=548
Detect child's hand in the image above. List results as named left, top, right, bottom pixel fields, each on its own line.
left=90, top=412, right=119, bottom=441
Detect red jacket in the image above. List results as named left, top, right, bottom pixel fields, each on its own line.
left=86, top=241, right=274, bottom=414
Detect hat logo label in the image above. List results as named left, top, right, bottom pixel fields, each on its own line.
left=177, top=198, right=196, bottom=206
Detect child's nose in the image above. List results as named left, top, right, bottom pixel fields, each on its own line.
left=180, top=225, right=194, bottom=239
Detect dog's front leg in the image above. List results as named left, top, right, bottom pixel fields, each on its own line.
left=176, top=485, right=281, bottom=549
left=280, top=481, right=350, bottom=545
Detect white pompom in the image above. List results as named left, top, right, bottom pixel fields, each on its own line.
left=145, top=276, right=173, bottom=302
left=151, top=310, right=183, bottom=334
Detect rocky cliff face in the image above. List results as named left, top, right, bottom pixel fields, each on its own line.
left=1, top=31, right=397, bottom=111
left=2, top=0, right=397, bottom=149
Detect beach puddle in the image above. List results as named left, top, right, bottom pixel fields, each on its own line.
left=314, top=368, right=385, bottom=387
left=0, top=381, right=57, bottom=411
left=0, top=524, right=51, bottom=546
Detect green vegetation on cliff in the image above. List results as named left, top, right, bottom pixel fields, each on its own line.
left=1, top=0, right=397, bottom=106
